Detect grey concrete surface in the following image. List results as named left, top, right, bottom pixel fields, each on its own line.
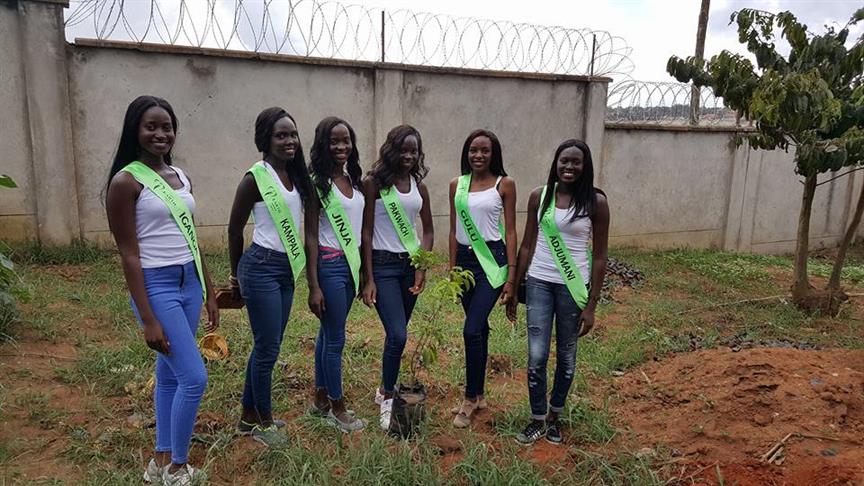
left=0, top=2, right=38, bottom=240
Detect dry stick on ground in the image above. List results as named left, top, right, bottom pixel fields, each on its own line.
left=639, top=370, right=652, bottom=385
left=677, top=461, right=719, bottom=483
left=760, top=432, right=794, bottom=462
left=674, top=294, right=790, bottom=315
left=0, top=352, right=77, bottom=361
left=798, top=433, right=863, bottom=444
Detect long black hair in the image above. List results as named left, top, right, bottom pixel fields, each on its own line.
left=460, top=129, right=507, bottom=177
left=367, top=124, right=427, bottom=189
left=254, top=107, right=314, bottom=207
left=539, top=139, right=598, bottom=221
left=106, top=95, right=178, bottom=194
left=309, top=116, right=362, bottom=201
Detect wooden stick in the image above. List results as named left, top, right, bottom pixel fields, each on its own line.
left=760, top=432, right=794, bottom=462
left=677, top=461, right=718, bottom=483
left=797, top=433, right=863, bottom=445
left=675, top=294, right=789, bottom=315
left=640, top=370, right=652, bottom=385
left=0, top=352, right=76, bottom=361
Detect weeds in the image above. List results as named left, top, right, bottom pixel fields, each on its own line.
left=4, top=244, right=864, bottom=484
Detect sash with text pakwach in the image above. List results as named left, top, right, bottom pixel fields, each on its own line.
left=122, top=161, right=207, bottom=300
left=249, top=163, right=305, bottom=281
left=379, top=185, right=421, bottom=257
left=539, top=185, right=589, bottom=308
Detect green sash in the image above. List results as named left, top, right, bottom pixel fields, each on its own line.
left=318, top=185, right=361, bottom=294
left=379, top=184, right=420, bottom=256
left=455, top=174, right=508, bottom=288
left=249, top=163, right=305, bottom=281
left=539, top=186, right=589, bottom=308
left=122, top=161, right=206, bottom=301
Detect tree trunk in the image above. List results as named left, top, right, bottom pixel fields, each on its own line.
left=792, top=174, right=817, bottom=304
left=828, top=180, right=864, bottom=291
left=690, top=0, right=710, bottom=125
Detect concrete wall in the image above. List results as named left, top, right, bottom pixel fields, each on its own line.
left=0, top=1, right=37, bottom=240
left=64, top=41, right=607, bottom=247
left=602, top=125, right=863, bottom=253
left=3, top=0, right=862, bottom=255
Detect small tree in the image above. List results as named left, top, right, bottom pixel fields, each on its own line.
left=403, top=249, right=474, bottom=387
left=668, top=8, right=864, bottom=311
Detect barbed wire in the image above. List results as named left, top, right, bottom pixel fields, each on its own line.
left=63, top=0, right=634, bottom=77
left=605, top=79, right=740, bottom=126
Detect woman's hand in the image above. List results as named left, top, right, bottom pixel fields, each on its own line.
left=506, top=300, right=518, bottom=323
left=409, top=270, right=426, bottom=295
left=578, top=308, right=596, bottom=337
left=361, top=281, right=377, bottom=307
left=142, top=319, right=170, bottom=355
left=229, top=276, right=241, bottom=301
left=499, top=281, right=514, bottom=306
left=308, top=287, right=326, bottom=318
left=205, top=297, right=219, bottom=332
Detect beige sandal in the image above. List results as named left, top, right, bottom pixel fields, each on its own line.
left=450, top=395, right=487, bottom=414
left=452, top=398, right=482, bottom=428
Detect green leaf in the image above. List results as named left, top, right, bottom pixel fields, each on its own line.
left=0, top=175, right=17, bottom=188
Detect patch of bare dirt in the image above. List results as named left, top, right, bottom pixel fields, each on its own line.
left=613, top=347, right=864, bottom=484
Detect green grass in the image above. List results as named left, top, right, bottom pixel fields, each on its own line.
left=3, top=242, right=864, bottom=484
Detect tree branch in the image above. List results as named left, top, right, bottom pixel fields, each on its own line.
left=797, top=167, right=864, bottom=187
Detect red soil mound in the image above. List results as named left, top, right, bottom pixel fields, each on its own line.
left=613, top=347, right=864, bottom=484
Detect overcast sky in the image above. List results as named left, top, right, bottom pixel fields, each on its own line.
left=358, top=0, right=864, bottom=82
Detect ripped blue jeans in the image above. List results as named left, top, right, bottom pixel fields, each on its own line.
left=525, top=276, right=583, bottom=419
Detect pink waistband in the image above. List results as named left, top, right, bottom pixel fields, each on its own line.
left=320, top=246, right=344, bottom=260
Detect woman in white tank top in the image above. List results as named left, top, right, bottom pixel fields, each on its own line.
left=304, top=117, right=367, bottom=432
left=226, top=107, right=314, bottom=446
left=448, top=129, right=518, bottom=428
left=507, top=139, right=610, bottom=446
left=359, top=125, right=434, bottom=430
left=105, top=96, right=217, bottom=483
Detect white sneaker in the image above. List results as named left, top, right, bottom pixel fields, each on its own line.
left=374, top=388, right=385, bottom=405
left=379, top=398, right=393, bottom=430
left=162, top=463, right=206, bottom=485
left=143, top=458, right=164, bottom=483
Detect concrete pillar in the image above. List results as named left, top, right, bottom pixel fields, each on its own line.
left=723, top=142, right=759, bottom=252
left=373, top=68, right=405, bottom=152
left=583, top=80, right=609, bottom=185
left=17, top=0, right=81, bottom=244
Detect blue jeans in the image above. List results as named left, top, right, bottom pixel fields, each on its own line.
left=131, top=261, right=207, bottom=465
left=456, top=240, right=507, bottom=399
left=314, top=251, right=355, bottom=401
left=371, top=250, right=418, bottom=393
left=525, top=276, right=582, bottom=419
left=237, top=243, right=295, bottom=418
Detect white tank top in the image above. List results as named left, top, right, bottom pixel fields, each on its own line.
left=455, top=176, right=503, bottom=245
left=132, top=166, right=196, bottom=269
left=527, top=195, right=592, bottom=285
left=318, top=179, right=364, bottom=249
left=250, top=161, right=303, bottom=253
left=373, top=177, right=423, bottom=253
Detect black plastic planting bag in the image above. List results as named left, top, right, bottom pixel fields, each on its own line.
left=388, top=382, right=427, bottom=439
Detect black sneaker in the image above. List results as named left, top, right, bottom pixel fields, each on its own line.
left=546, top=419, right=563, bottom=444
left=515, top=420, right=546, bottom=445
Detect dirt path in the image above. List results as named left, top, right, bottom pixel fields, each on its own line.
left=0, top=334, right=86, bottom=483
